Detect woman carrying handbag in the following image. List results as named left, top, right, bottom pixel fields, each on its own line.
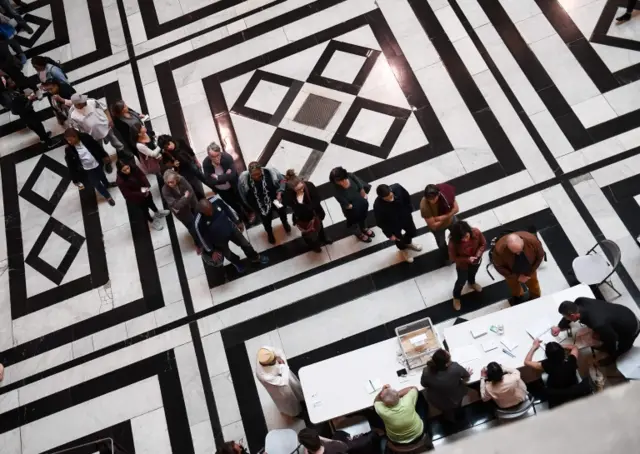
left=284, top=170, right=331, bottom=253
left=133, top=123, right=162, bottom=175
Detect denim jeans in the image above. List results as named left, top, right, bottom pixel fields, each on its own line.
left=85, top=166, right=111, bottom=199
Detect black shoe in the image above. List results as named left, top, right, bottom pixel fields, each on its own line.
left=107, top=198, right=116, bottom=206
left=108, top=182, right=118, bottom=188
left=283, top=222, right=292, bottom=234
left=104, top=162, right=113, bottom=174
left=312, top=246, right=322, bottom=253
left=267, top=232, right=276, bottom=244
left=43, top=138, right=62, bottom=149
left=617, top=12, right=632, bottom=22
left=322, top=237, right=333, bottom=245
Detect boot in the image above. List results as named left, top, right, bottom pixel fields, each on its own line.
left=283, top=221, right=292, bottom=234
left=267, top=231, right=276, bottom=244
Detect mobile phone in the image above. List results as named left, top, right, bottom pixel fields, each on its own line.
left=396, top=368, right=407, bottom=377
left=273, top=199, right=283, bottom=209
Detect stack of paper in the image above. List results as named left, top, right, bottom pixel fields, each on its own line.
left=526, top=321, right=567, bottom=344
left=364, top=379, right=383, bottom=394
left=451, top=345, right=481, bottom=364
left=500, top=337, right=518, bottom=352
left=482, top=340, right=498, bottom=352
left=470, top=327, right=487, bottom=339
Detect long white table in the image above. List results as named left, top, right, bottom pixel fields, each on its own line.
left=443, top=284, right=594, bottom=382
left=299, top=285, right=594, bottom=424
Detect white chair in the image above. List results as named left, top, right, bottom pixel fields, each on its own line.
left=263, top=429, right=302, bottom=454
left=572, top=240, right=621, bottom=298
left=494, top=394, right=536, bottom=422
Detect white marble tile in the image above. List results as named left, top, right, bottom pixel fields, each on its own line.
left=191, top=419, right=217, bottom=454
left=125, top=312, right=158, bottom=338
left=499, top=0, right=542, bottom=23
left=529, top=109, right=574, bottom=158
left=457, top=170, right=535, bottom=209
left=211, top=371, right=242, bottom=426
left=92, top=322, right=128, bottom=351
left=103, top=223, right=143, bottom=307
left=347, top=109, right=395, bottom=146
left=5, top=344, right=73, bottom=387
left=515, top=12, right=556, bottom=44
left=245, top=80, right=290, bottom=114
left=131, top=407, right=172, bottom=454
left=22, top=377, right=163, bottom=454
left=453, top=37, right=488, bottom=75
left=359, top=55, right=411, bottom=108
left=144, top=81, right=167, bottom=120
left=591, top=153, right=640, bottom=187
left=197, top=312, right=226, bottom=336
left=202, top=331, right=229, bottom=376
left=0, top=429, right=21, bottom=454
left=153, top=0, right=185, bottom=24
left=154, top=300, right=187, bottom=327
left=227, top=19, right=247, bottom=35
left=189, top=273, right=214, bottom=312
left=175, top=342, right=210, bottom=428
left=571, top=95, right=618, bottom=128
left=158, top=262, right=183, bottom=306
left=71, top=336, right=94, bottom=359
left=604, top=80, right=640, bottom=117
left=222, top=420, right=248, bottom=450
left=63, top=0, right=95, bottom=58
left=321, top=51, right=367, bottom=84
left=574, top=177, right=629, bottom=241
left=435, top=5, right=468, bottom=42
left=492, top=192, right=549, bottom=224
left=183, top=99, right=218, bottom=156
left=593, top=41, right=640, bottom=73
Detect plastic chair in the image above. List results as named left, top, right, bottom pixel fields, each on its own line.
left=263, top=429, right=303, bottom=454
left=494, top=394, right=536, bottom=421
left=572, top=240, right=622, bottom=298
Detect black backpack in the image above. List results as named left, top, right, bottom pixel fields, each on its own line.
left=486, top=226, right=547, bottom=280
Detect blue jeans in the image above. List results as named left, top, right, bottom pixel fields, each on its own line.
left=0, top=0, right=27, bottom=26
left=85, top=166, right=111, bottom=199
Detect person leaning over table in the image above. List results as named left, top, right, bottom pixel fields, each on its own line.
left=420, top=348, right=471, bottom=423
left=551, top=298, right=640, bottom=361
left=373, top=385, right=427, bottom=446
left=480, top=362, right=527, bottom=409
left=491, top=232, right=544, bottom=304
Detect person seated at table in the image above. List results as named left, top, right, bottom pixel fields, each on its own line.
left=420, top=348, right=471, bottom=422
left=480, top=362, right=527, bottom=409
left=552, top=298, right=640, bottom=361
left=298, top=427, right=348, bottom=454
left=524, top=339, right=591, bottom=408
left=373, top=385, right=426, bottom=445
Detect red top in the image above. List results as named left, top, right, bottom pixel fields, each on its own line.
left=448, top=228, right=486, bottom=270
left=116, top=166, right=150, bottom=204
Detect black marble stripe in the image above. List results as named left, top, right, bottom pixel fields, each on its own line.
left=42, top=421, right=135, bottom=454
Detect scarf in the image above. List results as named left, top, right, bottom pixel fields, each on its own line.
left=250, top=174, right=272, bottom=216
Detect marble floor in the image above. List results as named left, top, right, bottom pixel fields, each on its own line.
left=2, top=0, right=640, bottom=452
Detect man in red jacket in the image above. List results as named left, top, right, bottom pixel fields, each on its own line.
left=420, top=183, right=459, bottom=264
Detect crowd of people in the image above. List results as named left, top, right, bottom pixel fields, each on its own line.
left=240, top=296, right=640, bottom=453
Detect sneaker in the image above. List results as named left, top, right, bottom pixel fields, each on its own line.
left=470, top=283, right=483, bottom=292
left=18, top=23, right=34, bottom=34
left=322, top=237, right=333, bottom=245
left=402, top=250, right=414, bottom=263
left=283, top=222, right=292, bottom=234
left=365, top=229, right=375, bottom=238
left=18, top=54, right=27, bottom=65
left=251, top=255, right=269, bottom=266
left=357, top=233, right=372, bottom=243
left=407, top=243, right=423, bottom=252
left=453, top=298, right=461, bottom=311
left=155, top=209, right=170, bottom=218
left=617, top=12, right=632, bottom=23
left=107, top=198, right=115, bottom=206
left=150, top=218, right=164, bottom=231
left=44, top=138, right=63, bottom=149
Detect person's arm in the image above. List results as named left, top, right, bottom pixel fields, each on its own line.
left=530, top=236, right=545, bottom=272
left=137, top=142, right=162, bottom=158
left=49, top=66, right=68, bottom=83
left=596, top=324, right=619, bottom=356
left=456, top=363, right=471, bottom=381
left=397, top=386, right=417, bottom=398
left=333, top=188, right=351, bottom=209
left=213, top=153, right=238, bottom=183
left=480, top=378, right=491, bottom=402
left=492, top=254, right=516, bottom=280
left=374, top=384, right=390, bottom=403
left=564, top=344, right=579, bottom=359
left=374, top=204, right=394, bottom=239
left=193, top=215, right=212, bottom=253
left=524, top=339, right=544, bottom=371
left=502, top=367, right=521, bottom=378
left=435, top=200, right=459, bottom=223
left=475, top=230, right=487, bottom=258
left=448, top=240, right=470, bottom=267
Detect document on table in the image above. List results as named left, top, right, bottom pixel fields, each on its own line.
left=451, top=345, right=481, bottom=364
left=410, top=333, right=427, bottom=346
left=482, top=340, right=498, bottom=352
left=364, top=379, right=383, bottom=394
left=500, top=336, right=518, bottom=352
left=526, top=321, right=567, bottom=344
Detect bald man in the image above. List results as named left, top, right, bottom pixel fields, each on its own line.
left=492, top=232, right=544, bottom=302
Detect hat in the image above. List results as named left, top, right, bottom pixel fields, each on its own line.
left=258, top=348, right=275, bottom=365
left=70, top=93, right=88, bottom=105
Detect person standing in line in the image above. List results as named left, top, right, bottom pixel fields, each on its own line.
left=157, top=134, right=207, bottom=199
left=115, top=161, right=169, bottom=231
left=480, top=362, right=528, bottom=409
left=63, top=128, right=116, bottom=206
left=238, top=162, right=290, bottom=245
left=329, top=166, right=375, bottom=243
left=448, top=220, right=486, bottom=311
left=41, top=78, right=75, bottom=125
left=284, top=169, right=331, bottom=253
left=256, top=346, right=304, bottom=417
left=617, top=1, right=637, bottom=22
left=194, top=198, right=268, bottom=272
left=133, top=123, right=163, bottom=175
left=202, top=142, right=250, bottom=223
left=491, top=232, right=544, bottom=303
left=111, top=99, right=151, bottom=158
left=0, top=40, right=40, bottom=94
left=66, top=93, right=127, bottom=160
left=0, top=76, right=58, bottom=148
left=0, top=14, right=28, bottom=65
left=420, top=183, right=459, bottom=264
left=0, top=0, right=33, bottom=33
left=161, top=169, right=202, bottom=252
left=31, top=55, right=68, bottom=84
left=420, top=348, right=471, bottom=423
left=373, top=183, right=422, bottom=263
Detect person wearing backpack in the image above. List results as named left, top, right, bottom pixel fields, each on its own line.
left=31, top=55, right=68, bottom=84
left=491, top=232, right=544, bottom=303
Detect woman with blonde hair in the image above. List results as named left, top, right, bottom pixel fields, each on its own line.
left=284, top=169, right=331, bottom=253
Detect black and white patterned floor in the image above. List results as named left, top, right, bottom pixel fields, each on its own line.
left=2, top=0, right=640, bottom=452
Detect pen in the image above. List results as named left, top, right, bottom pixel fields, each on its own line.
left=502, top=348, right=515, bottom=358
left=369, top=380, right=374, bottom=390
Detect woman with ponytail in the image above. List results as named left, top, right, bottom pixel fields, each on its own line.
left=284, top=169, right=331, bottom=253
left=420, top=349, right=471, bottom=422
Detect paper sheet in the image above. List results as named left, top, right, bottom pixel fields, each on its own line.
left=410, top=333, right=428, bottom=345
left=526, top=322, right=567, bottom=344
left=482, top=340, right=498, bottom=352
left=471, top=327, right=488, bottom=339
left=451, top=345, right=481, bottom=364
left=500, top=336, right=518, bottom=352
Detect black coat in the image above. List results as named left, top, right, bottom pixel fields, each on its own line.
left=284, top=181, right=325, bottom=225
left=202, top=151, right=237, bottom=189
left=558, top=297, right=640, bottom=356
left=373, top=183, right=413, bottom=238
left=64, top=133, right=108, bottom=184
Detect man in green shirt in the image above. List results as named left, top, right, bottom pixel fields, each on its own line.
left=373, top=385, right=425, bottom=444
